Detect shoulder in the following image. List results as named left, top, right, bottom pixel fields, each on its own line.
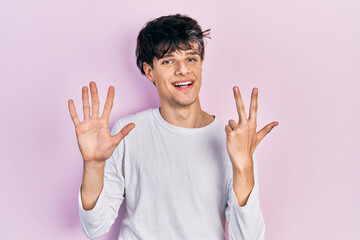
left=211, top=117, right=227, bottom=134
left=110, top=108, right=156, bottom=134
left=117, top=108, right=155, bottom=125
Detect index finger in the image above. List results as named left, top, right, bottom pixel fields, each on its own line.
left=101, top=86, right=115, bottom=120
left=233, top=86, right=247, bottom=125
left=248, top=88, right=258, bottom=121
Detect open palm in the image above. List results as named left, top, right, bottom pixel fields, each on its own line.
left=68, top=81, right=135, bottom=163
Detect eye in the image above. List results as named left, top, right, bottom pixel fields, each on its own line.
left=187, top=58, right=197, bottom=62
left=161, top=59, right=173, bottom=65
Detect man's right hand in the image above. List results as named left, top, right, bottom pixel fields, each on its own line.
left=68, top=81, right=135, bottom=210
left=68, top=81, right=135, bottom=164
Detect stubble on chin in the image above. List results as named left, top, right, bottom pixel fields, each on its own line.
left=169, top=95, right=199, bottom=108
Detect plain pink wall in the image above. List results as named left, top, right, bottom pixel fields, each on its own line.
left=1, top=0, right=359, bottom=239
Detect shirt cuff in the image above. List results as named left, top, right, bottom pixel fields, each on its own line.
left=78, top=186, right=106, bottom=217
left=230, top=180, right=259, bottom=212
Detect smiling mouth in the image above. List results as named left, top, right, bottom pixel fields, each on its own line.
left=172, top=81, right=194, bottom=88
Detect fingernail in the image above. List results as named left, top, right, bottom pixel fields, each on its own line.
left=254, top=88, right=258, bottom=93
left=234, top=86, right=239, bottom=93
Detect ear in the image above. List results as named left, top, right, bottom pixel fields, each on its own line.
left=143, top=62, right=154, bottom=82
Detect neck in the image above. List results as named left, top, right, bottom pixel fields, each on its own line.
left=159, top=100, right=214, bottom=128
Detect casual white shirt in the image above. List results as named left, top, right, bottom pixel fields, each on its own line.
left=79, top=108, right=265, bottom=240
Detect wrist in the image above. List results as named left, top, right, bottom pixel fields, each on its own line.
left=233, top=163, right=253, bottom=179
left=83, top=160, right=106, bottom=173
left=230, top=155, right=253, bottom=171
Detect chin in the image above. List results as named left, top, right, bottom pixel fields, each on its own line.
left=173, top=97, right=199, bottom=107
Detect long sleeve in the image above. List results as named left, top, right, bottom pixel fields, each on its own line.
left=225, top=154, right=265, bottom=240
left=78, top=120, right=126, bottom=239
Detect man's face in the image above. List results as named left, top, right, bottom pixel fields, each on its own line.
left=143, top=43, right=204, bottom=109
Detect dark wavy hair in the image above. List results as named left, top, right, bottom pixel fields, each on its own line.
left=136, top=14, right=211, bottom=75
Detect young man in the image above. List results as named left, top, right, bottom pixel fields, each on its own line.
left=68, top=14, right=278, bottom=240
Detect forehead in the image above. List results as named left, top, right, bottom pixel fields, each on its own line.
left=157, top=41, right=200, bottom=58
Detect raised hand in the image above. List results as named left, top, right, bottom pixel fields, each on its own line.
left=225, top=86, right=278, bottom=168
left=68, top=81, right=135, bottom=163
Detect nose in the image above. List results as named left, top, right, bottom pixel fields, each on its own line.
left=175, top=61, right=190, bottom=75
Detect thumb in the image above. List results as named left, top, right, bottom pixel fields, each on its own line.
left=113, top=123, right=135, bottom=145
left=256, top=121, right=278, bottom=144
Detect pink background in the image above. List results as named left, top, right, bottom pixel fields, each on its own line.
left=1, top=0, right=359, bottom=239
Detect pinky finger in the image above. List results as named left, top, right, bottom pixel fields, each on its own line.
left=68, top=99, right=81, bottom=126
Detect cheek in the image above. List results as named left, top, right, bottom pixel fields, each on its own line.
left=155, top=73, right=172, bottom=89
left=194, top=67, right=202, bottom=78
left=155, top=68, right=172, bottom=79
left=193, top=63, right=202, bottom=73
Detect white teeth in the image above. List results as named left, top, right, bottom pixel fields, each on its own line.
left=173, top=81, right=192, bottom=87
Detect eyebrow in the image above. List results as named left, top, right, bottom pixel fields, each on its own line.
left=161, top=51, right=200, bottom=59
